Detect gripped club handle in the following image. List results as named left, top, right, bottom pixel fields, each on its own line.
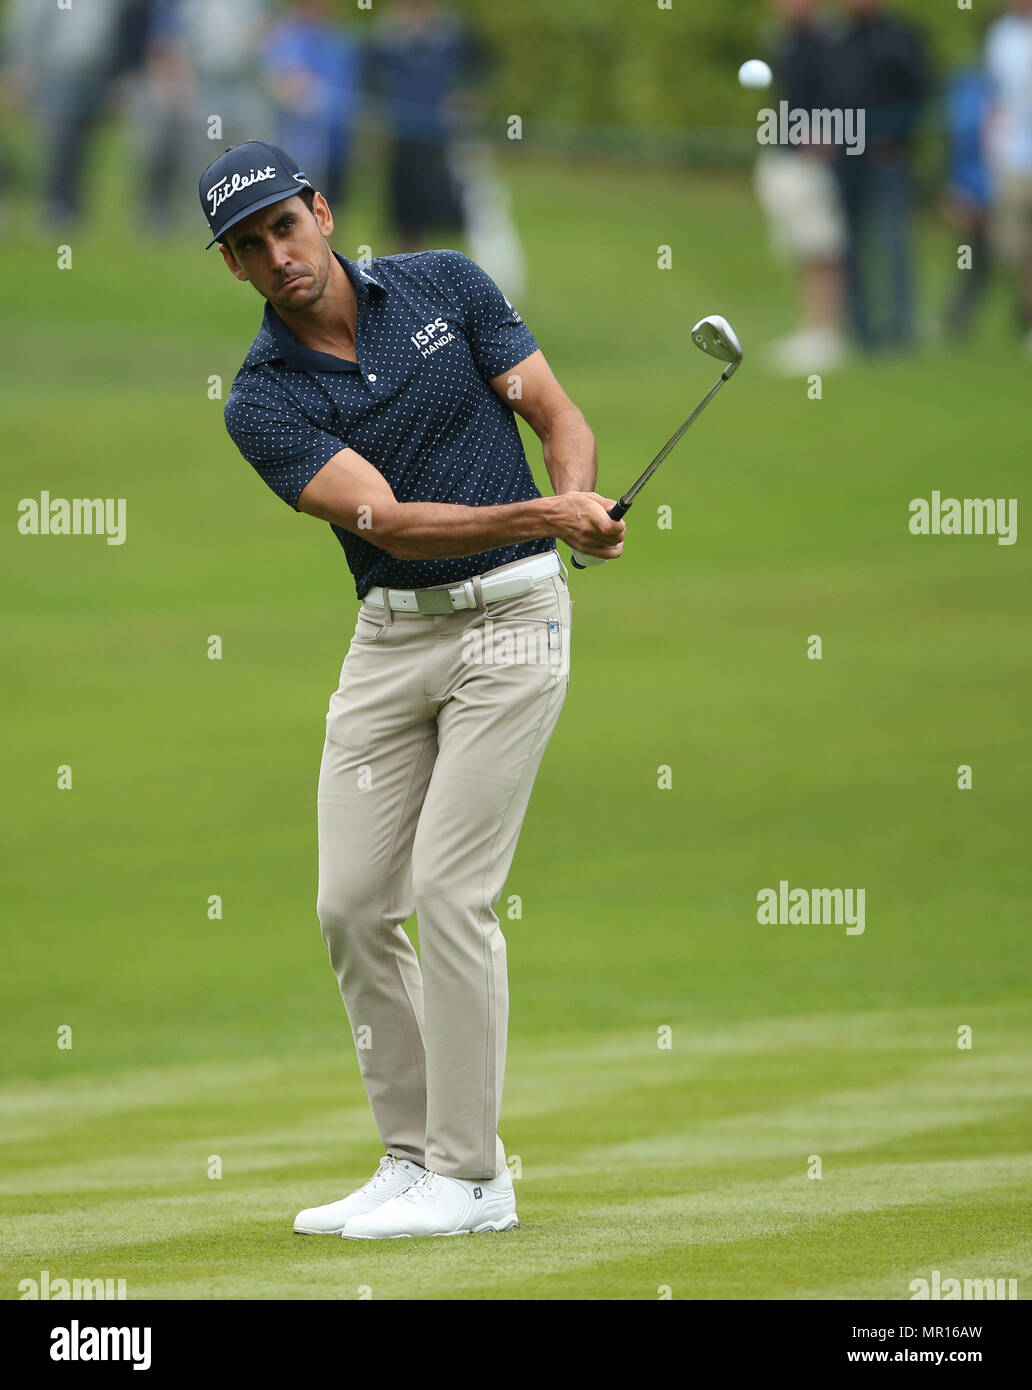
left=570, top=499, right=631, bottom=569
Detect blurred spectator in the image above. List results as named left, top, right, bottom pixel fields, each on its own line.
left=112, top=0, right=164, bottom=86
left=0, top=0, right=32, bottom=225
left=984, top=0, right=1032, bottom=352
left=832, top=0, right=930, bottom=352
left=131, top=2, right=196, bottom=231
left=170, top=0, right=271, bottom=149
left=4, top=0, right=123, bottom=227
left=447, top=137, right=527, bottom=301
left=755, top=0, right=849, bottom=374
left=367, top=0, right=489, bottom=251
left=261, top=0, right=361, bottom=210
left=131, top=0, right=272, bottom=233
left=939, top=62, right=994, bottom=342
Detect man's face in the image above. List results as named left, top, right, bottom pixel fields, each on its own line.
left=220, top=193, right=334, bottom=312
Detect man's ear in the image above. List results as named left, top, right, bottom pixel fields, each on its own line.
left=219, top=242, right=249, bottom=282
left=312, top=191, right=334, bottom=238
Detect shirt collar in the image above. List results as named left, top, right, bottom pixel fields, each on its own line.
left=342, top=252, right=386, bottom=302
left=242, top=251, right=386, bottom=371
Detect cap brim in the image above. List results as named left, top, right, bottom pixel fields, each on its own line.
left=205, top=183, right=313, bottom=249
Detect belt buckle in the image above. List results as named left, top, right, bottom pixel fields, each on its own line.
left=413, top=588, right=455, bottom=615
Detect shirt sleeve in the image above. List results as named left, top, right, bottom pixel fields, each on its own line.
left=434, top=249, right=539, bottom=380
left=224, top=379, right=346, bottom=510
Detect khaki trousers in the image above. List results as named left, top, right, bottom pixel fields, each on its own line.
left=316, top=565, right=572, bottom=1180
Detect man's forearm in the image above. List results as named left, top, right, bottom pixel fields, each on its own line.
left=541, top=404, right=597, bottom=495
left=375, top=496, right=561, bottom=560
left=379, top=402, right=600, bottom=559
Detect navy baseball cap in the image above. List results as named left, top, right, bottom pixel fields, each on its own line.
left=199, top=140, right=315, bottom=249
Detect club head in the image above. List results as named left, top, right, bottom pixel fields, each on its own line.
left=691, top=315, right=743, bottom=371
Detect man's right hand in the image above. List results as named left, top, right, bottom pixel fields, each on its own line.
left=550, top=492, right=626, bottom=560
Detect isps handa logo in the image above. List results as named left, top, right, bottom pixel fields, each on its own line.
left=410, top=316, right=456, bottom=359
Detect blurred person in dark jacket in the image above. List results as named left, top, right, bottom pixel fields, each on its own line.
left=366, top=0, right=489, bottom=251
left=832, top=0, right=930, bottom=352
left=755, top=0, right=849, bottom=375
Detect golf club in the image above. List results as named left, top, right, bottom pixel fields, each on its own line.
left=570, top=314, right=743, bottom=569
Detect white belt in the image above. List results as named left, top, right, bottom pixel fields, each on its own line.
left=364, top=550, right=560, bottom=615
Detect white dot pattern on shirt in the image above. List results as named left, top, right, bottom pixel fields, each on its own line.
left=224, top=248, right=556, bottom=598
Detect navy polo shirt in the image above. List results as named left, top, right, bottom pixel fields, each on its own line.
left=224, top=248, right=557, bottom=598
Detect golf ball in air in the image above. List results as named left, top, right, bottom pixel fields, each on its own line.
left=738, top=59, right=773, bottom=90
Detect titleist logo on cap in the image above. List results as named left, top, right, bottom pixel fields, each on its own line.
left=206, top=165, right=278, bottom=216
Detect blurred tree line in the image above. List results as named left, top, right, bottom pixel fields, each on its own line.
left=445, top=0, right=975, bottom=134
left=0, top=0, right=977, bottom=149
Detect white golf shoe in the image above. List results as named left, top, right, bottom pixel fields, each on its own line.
left=294, top=1153, right=426, bottom=1235
left=341, top=1166, right=519, bottom=1239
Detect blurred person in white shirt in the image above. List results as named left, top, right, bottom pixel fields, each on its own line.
left=2, top=0, right=121, bottom=227
left=985, top=0, right=1032, bottom=352
left=754, top=0, right=850, bottom=375
left=130, top=0, right=273, bottom=233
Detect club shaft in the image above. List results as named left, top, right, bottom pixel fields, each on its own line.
left=570, top=355, right=739, bottom=566
left=616, top=365, right=734, bottom=512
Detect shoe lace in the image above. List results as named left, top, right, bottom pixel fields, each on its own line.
left=363, top=1153, right=399, bottom=1193
left=397, top=1170, right=437, bottom=1204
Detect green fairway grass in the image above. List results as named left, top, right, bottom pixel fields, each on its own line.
left=2, top=135, right=1030, bottom=1300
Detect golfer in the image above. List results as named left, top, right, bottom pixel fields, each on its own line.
left=199, top=141, right=624, bottom=1239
